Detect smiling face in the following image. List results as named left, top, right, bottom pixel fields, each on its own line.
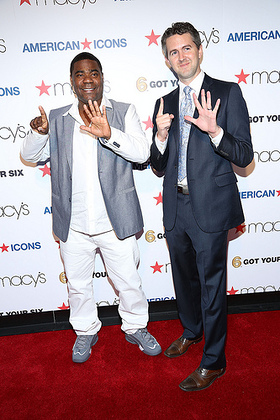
left=165, top=33, right=202, bottom=85
left=70, top=59, right=103, bottom=109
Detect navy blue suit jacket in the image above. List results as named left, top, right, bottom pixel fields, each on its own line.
left=150, top=73, right=253, bottom=234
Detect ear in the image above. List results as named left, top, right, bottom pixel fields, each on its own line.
left=70, top=76, right=75, bottom=94
left=165, top=56, right=171, bottom=69
left=198, top=44, right=203, bottom=59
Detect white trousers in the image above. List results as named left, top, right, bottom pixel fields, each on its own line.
left=60, top=228, right=148, bottom=335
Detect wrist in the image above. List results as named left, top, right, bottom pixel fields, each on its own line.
left=157, top=132, right=168, bottom=142
left=103, top=127, right=111, bottom=141
left=33, top=128, right=48, bottom=135
left=208, top=126, right=221, bottom=139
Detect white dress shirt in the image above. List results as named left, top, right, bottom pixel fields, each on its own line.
left=68, top=99, right=112, bottom=235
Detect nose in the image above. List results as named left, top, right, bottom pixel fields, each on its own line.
left=178, top=50, right=185, bottom=61
left=83, top=73, right=94, bottom=83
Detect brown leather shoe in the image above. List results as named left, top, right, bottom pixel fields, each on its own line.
left=164, top=335, right=203, bottom=358
left=179, top=366, right=226, bottom=391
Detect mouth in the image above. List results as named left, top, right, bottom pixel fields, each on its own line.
left=179, top=61, right=190, bottom=68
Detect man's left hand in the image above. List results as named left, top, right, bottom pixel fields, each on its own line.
left=81, top=100, right=111, bottom=140
left=185, top=89, right=221, bottom=138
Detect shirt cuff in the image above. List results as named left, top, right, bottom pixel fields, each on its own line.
left=155, top=133, right=168, bottom=154
left=31, top=129, right=49, bottom=141
left=209, top=128, right=224, bottom=148
left=98, top=129, right=121, bottom=149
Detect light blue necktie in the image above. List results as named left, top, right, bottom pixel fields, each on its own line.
left=178, top=86, right=193, bottom=182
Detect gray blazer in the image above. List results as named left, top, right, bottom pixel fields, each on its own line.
left=48, top=100, right=144, bottom=242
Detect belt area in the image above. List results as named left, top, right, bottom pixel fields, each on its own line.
left=177, top=185, right=189, bottom=195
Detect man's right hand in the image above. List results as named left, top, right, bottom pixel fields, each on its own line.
left=156, top=97, right=174, bottom=142
left=30, top=106, right=49, bottom=135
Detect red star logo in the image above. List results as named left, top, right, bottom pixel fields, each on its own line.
left=276, top=190, right=280, bottom=197
left=39, top=164, right=51, bottom=177
left=0, top=243, right=9, bottom=252
left=145, top=30, right=160, bottom=46
left=235, top=69, right=250, bottom=84
left=153, top=192, right=162, bottom=205
left=235, top=223, right=246, bottom=234
left=150, top=261, right=164, bottom=273
left=227, top=286, right=238, bottom=295
left=142, top=116, right=153, bottom=131
left=81, top=38, right=92, bottom=50
left=20, top=0, right=31, bottom=5
left=36, top=80, right=52, bottom=96
left=58, top=302, right=70, bottom=310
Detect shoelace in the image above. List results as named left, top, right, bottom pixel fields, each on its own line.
left=138, top=328, right=156, bottom=344
left=75, top=336, right=90, bottom=350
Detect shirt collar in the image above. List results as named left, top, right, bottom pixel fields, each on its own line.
left=63, top=95, right=112, bottom=123
left=179, top=70, right=205, bottom=101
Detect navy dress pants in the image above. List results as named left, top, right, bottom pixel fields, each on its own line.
left=165, top=193, right=228, bottom=369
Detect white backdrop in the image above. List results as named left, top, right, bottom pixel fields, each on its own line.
left=1, top=0, right=279, bottom=317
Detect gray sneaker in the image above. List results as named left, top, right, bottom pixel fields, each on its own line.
left=72, top=334, right=98, bottom=363
left=125, top=328, right=161, bottom=356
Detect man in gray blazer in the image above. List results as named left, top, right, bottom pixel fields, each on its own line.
left=21, top=52, right=161, bottom=363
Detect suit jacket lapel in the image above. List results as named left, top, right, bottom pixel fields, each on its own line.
left=200, top=73, right=213, bottom=96
left=168, top=87, right=180, bottom=154
left=61, top=113, right=74, bottom=173
left=97, top=104, right=113, bottom=163
left=189, top=73, right=213, bottom=139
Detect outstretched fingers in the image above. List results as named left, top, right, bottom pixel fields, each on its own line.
left=213, top=97, right=220, bottom=114
left=101, top=105, right=107, bottom=119
left=83, top=100, right=102, bottom=121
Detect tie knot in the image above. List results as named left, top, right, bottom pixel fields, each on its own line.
left=183, top=85, right=192, bottom=96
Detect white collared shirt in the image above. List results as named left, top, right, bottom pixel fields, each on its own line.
left=178, top=69, right=205, bottom=113
left=67, top=98, right=113, bottom=235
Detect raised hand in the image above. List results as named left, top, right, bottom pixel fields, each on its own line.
left=80, top=100, right=111, bottom=140
left=156, top=97, right=174, bottom=142
left=185, top=89, right=221, bottom=138
left=30, top=106, right=49, bottom=134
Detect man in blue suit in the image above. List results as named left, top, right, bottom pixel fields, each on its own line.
left=150, top=22, right=253, bottom=391
left=21, top=52, right=161, bottom=363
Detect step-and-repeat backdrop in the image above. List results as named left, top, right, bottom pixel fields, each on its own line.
left=1, top=0, right=279, bottom=317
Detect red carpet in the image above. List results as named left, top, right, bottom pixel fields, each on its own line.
left=0, top=311, right=279, bottom=420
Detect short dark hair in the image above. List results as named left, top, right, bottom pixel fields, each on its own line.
left=161, top=22, right=201, bottom=57
left=70, top=52, right=103, bottom=75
